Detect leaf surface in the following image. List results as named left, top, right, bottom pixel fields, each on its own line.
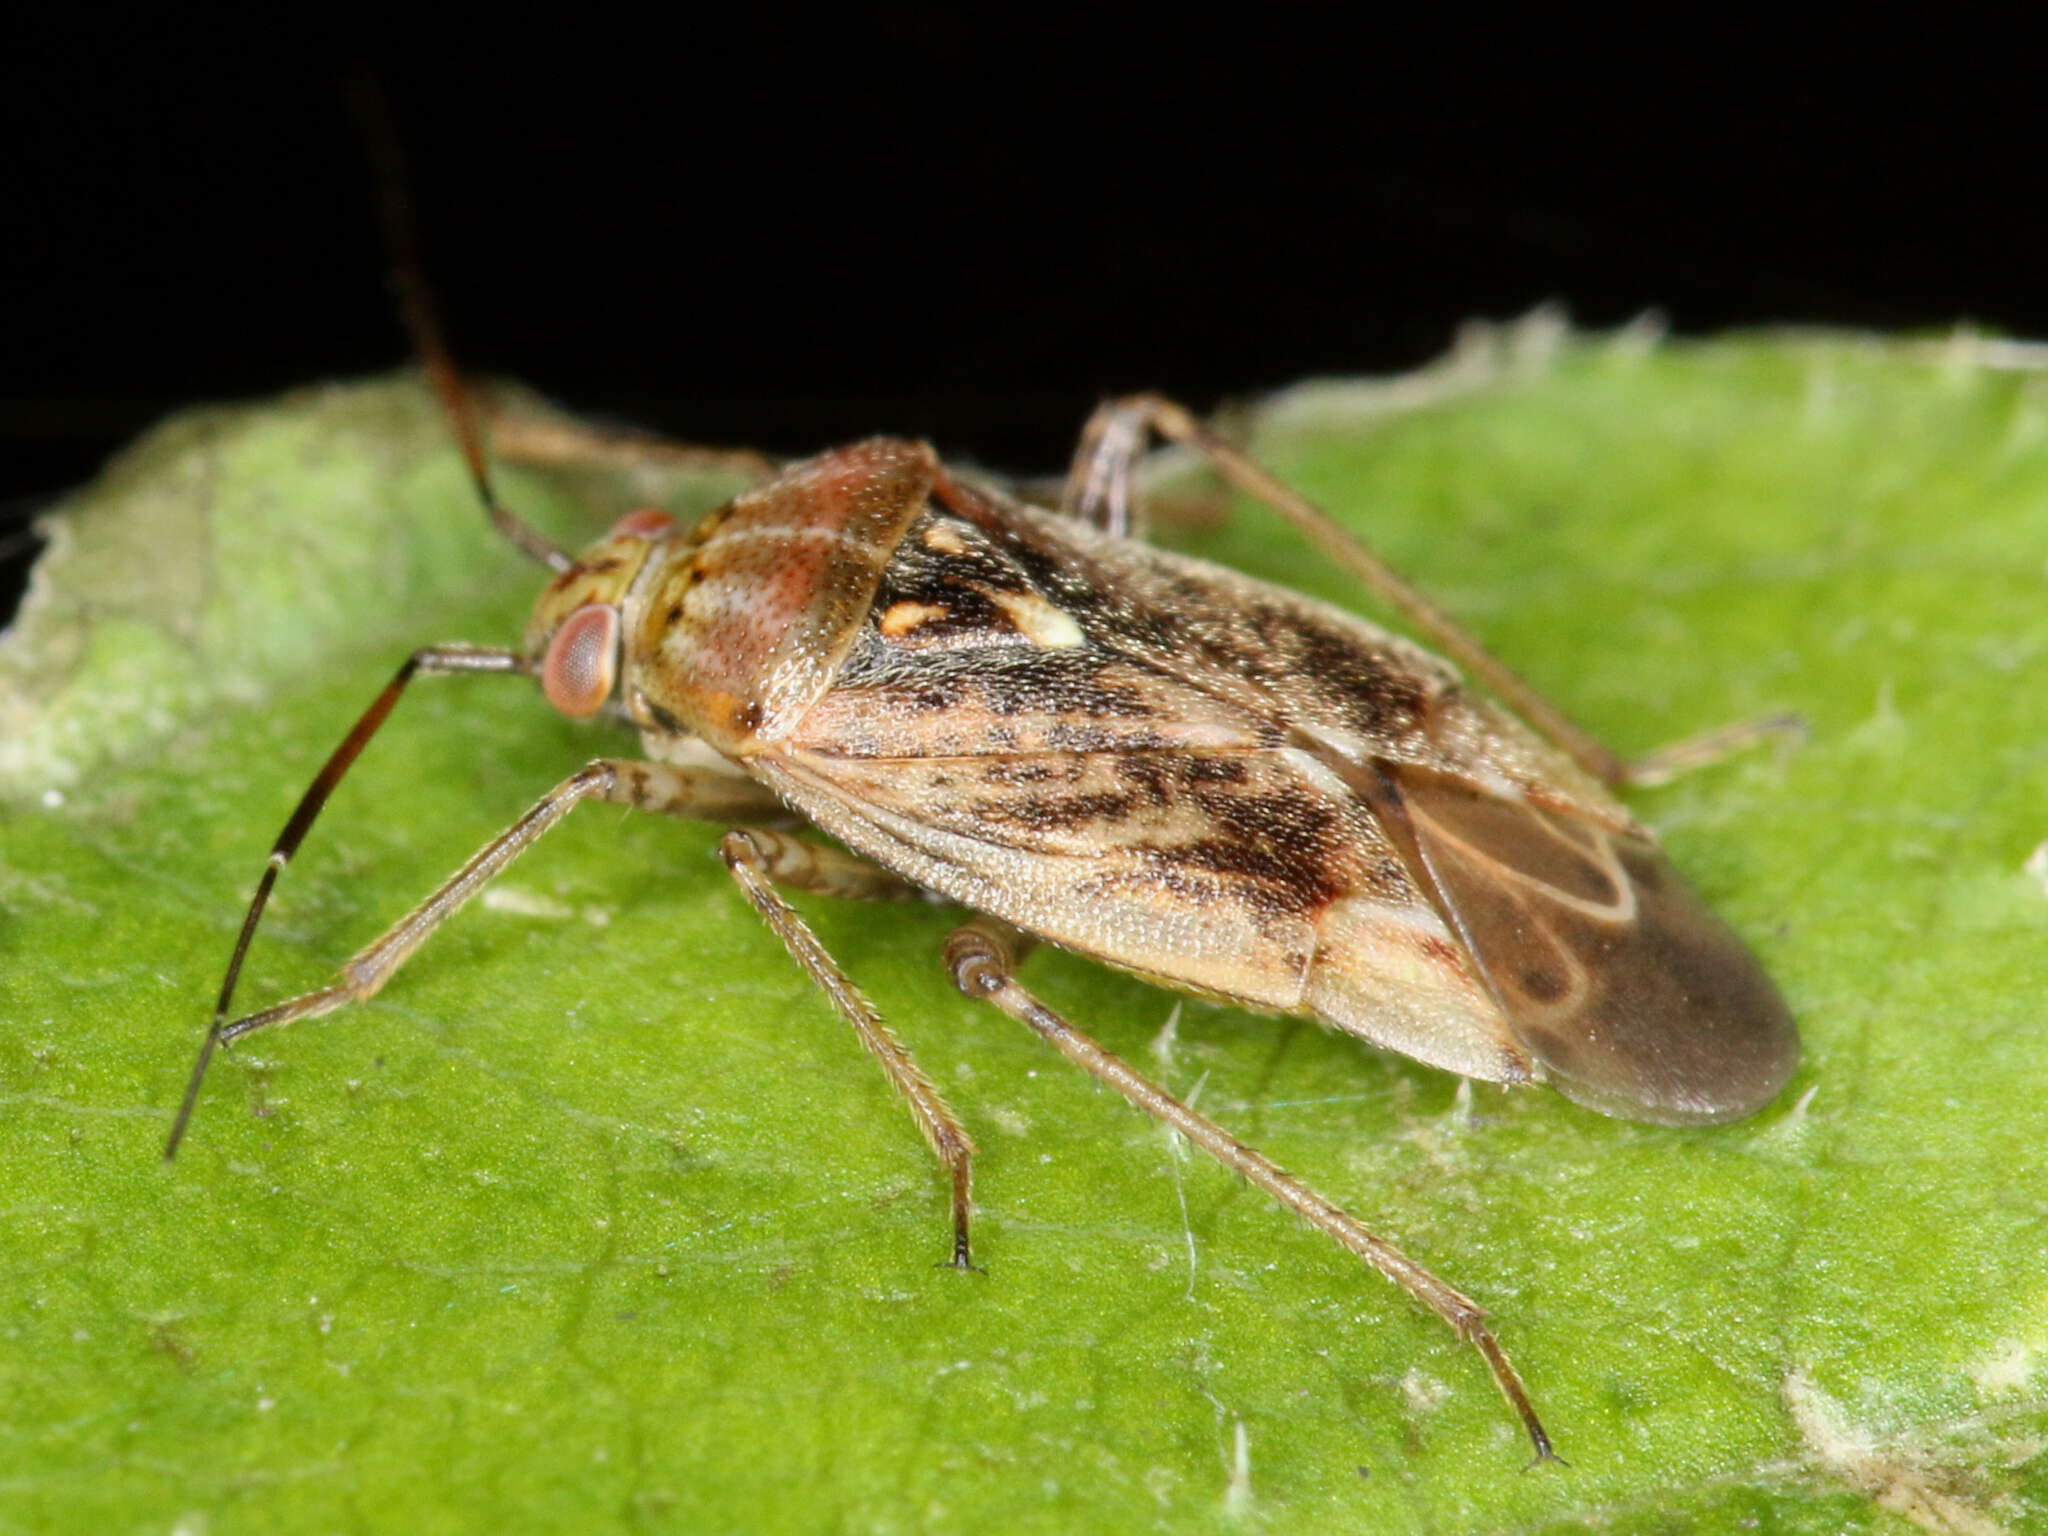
left=4, top=334, right=2046, bottom=1534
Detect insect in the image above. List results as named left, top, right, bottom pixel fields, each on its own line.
left=160, top=191, right=1797, bottom=1460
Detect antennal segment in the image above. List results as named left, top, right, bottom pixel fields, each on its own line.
left=347, top=79, right=573, bottom=574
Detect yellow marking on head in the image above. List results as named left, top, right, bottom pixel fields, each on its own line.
left=880, top=600, right=953, bottom=638
left=988, top=589, right=1086, bottom=649
left=922, top=522, right=969, bottom=554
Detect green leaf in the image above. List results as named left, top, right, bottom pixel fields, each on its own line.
left=5, top=330, right=2047, bottom=1534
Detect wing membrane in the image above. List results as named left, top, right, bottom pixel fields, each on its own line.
left=1384, top=764, right=1798, bottom=1124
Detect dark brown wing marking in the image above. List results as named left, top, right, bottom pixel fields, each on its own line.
left=1371, top=763, right=1798, bottom=1125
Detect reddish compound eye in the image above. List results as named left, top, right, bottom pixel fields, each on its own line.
left=541, top=604, right=619, bottom=717
left=608, top=508, right=677, bottom=539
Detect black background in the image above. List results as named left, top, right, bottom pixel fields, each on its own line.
left=7, top=22, right=2042, bottom=627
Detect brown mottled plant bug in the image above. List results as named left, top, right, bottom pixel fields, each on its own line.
left=162, top=129, right=1797, bottom=1466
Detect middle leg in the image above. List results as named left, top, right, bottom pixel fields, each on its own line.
left=719, top=827, right=980, bottom=1270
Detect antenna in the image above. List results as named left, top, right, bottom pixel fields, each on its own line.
left=347, top=78, right=573, bottom=573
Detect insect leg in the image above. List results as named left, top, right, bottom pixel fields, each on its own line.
left=166, top=757, right=827, bottom=1161
left=943, top=917, right=1559, bottom=1466
left=1609, top=710, right=1806, bottom=787
left=484, top=409, right=778, bottom=489
left=164, top=645, right=526, bottom=1158
left=1060, top=399, right=1152, bottom=537
left=170, top=753, right=651, bottom=1158
left=720, top=828, right=980, bottom=1270
left=1065, top=393, right=1633, bottom=787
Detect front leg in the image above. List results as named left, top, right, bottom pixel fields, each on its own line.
left=484, top=406, right=779, bottom=493
left=172, top=760, right=982, bottom=1272
left=181, top=760, right=667, bottom=1090
left=173, top=758, right=789, bottom=1152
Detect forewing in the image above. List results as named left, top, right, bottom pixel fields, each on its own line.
left=1378, top=763, right=1798, bottom=1124
left=760, top=739, right=1328, bottom=1007
left=759, top=491, right=1536, bottom=1079
left=758, top=484, right=1791, bottom=1119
